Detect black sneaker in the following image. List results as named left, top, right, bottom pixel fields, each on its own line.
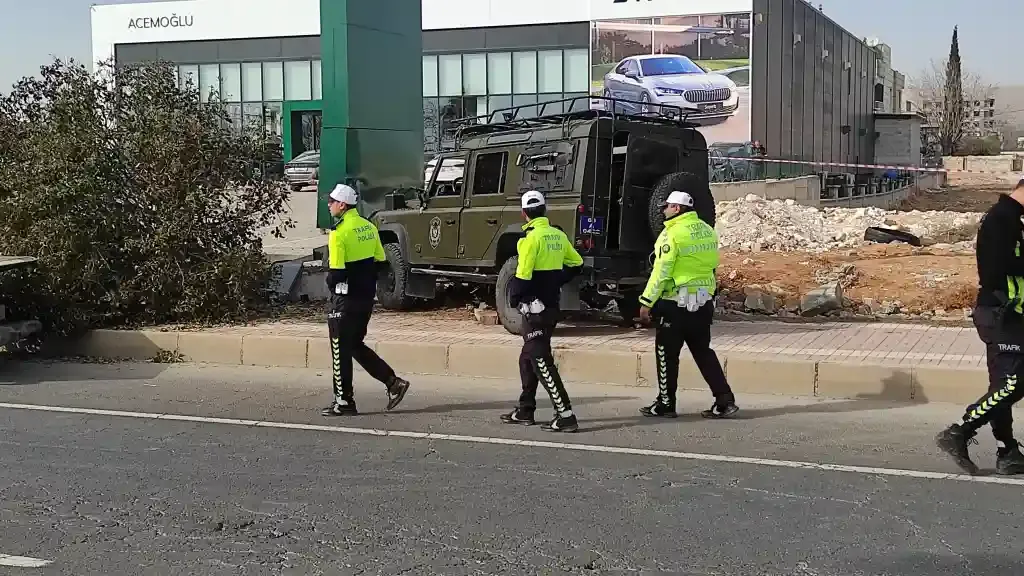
left=996, top=444, right=1024, bottom=476
left=701, top=402, right=739, bottom=419
left=541, top=414, right=579, bottom=433
left=321, top=401, right=358, bottom=417
left=935, top=424, right=979, bottom=475
left=639, top=402, right=678, bottom=419
left=500, top=408, right=536, bottom=426
left=386, top=378, right=411, bottom=411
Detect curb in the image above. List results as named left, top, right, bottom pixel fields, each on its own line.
left=66, top=329, right=986, bottom=404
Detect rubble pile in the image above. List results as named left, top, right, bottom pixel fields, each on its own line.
left=715, top=195, right=983, bottom=252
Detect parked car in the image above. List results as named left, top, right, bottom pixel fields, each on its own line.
left=602, top=54, right=740, bottom=123
left=715, top=65, right=750, bottom=96
left=284, top=150, right=320, bottom=191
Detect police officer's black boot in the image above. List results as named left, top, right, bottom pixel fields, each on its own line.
left=322, top=399, right=358, bottom=417
left=501, top=407, right=536, bottom=426
left=640, top=402, right=678, bottom=418
left=935, top=423, right=980, bottom=475
left=996, top=441, right=1024, bottom=475
left=541, top=412, right=579, bottom=433
left=701, top=395, right=739, bottom=419
left=386, top=377, right=411, bottom=411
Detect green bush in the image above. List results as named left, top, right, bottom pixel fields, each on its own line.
left=955, top=135, right=1002, bottom=156
left=0, top=59, right=293, bottom=335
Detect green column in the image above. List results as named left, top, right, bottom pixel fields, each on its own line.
left=317, top=0, right=424, bottom=229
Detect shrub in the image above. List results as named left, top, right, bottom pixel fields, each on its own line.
left=0, top=59, right=293, bottom=335
left=955, top=135, right=1002, bottom=156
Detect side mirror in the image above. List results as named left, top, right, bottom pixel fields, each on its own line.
left=625, top=71, right=640, bottom=80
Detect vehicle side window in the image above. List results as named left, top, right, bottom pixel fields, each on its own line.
left=470, top=151, right=507, bottom=196
left=626, top=61, right=640, bottom=77
left=615, top=61, right=630, bottom=75
left=627, top=138, right=679, bottom=190
left=429, top=156, right=466, bottom=197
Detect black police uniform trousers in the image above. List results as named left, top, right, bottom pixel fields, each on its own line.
left=960, top=305, right=1024, bottom=443
left=653, top=299, right=734, bottom=408
left=517, top=307, right=573, bottom=414
left=327, top=293, right=396, bottom=403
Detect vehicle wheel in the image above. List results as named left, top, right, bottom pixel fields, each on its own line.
left=863, top=226, right=922, bottom=247
left=495, top=257, right=525, bottom=336
left=614, top=294, right=642, bottom=328
left=640, top=92, right=652, bottom=115
left=376, top=243, right=414, bottom=310
left=648, top=171, right=716, bottom=238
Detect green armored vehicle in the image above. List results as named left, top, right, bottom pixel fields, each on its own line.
left=371, top=96, right=714, bottom=334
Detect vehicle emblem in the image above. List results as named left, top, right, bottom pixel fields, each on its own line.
left=429, top=217, right=442, bottom=249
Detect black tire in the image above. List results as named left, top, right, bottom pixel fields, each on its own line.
left=864, top=226, right=921, bottom=247
left=376, top=243, right=414, bottom=310
left=495, top=257, right=525, bottom=336
left=648, top=171, right=716, bottom=237
left=614, top=294, right=642, bottom=328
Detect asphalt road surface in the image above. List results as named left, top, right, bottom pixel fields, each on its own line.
left=1, top=361, right=1022, bottom=575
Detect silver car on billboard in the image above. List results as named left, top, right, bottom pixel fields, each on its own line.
left=602, top=54, right=740, bottom=123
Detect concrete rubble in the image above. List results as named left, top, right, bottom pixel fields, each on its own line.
left=716, top=195, right=983, bottom=253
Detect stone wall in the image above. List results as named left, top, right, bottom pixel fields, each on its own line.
left=875, top=116, right=922, bottom=167
left=943, top=155, right=1021, bottom=173
left=711, top=176, right=819, bottom=204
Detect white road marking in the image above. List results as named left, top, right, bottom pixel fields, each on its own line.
left=1, top=401, right=1022, bottom=487
left=0, top=554, right=53, bottom=568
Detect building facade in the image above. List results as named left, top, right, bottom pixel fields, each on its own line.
left=94, top=0, right=880, bottom=171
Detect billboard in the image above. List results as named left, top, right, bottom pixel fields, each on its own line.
left=590, top=11, right=752, bottom=148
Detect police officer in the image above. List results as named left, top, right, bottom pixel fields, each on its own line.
left=322, top=184, right=411, bottom=417
left=637, top=190, right=738, bottom=419
left=501, top=190, right=584, bottom=433
left=936, top=179, right=1024, bottom=475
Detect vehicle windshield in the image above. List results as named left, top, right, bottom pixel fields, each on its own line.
left=639, top=56, right=705, bottom=77
left=293, top=150, right=319, bottom=161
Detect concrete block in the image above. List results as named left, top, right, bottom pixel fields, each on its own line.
left=70, top=329, right=179, bottom=360
left=816, top=362, right=913, bottom=401
left=913, top=366, right=988, bottom=404
left=638, top=351, right=706, bottom=390
left=553, top=348, right=639, bottom=386
left=376, top=341, right=448, bottom=375
left=447, top=344, right=519, bottom=379
left=307, top=337, right=373, bottom=372
left=241, top=335, right=307, bottom=368
left=177, top=332, right=243, bottom=365
left=725, top=356, right=815, bottom=396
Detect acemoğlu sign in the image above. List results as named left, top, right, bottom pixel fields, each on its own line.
left=128, top=14, right=194, bottom=29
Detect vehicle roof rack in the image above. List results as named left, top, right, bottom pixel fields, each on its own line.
left=443, top=96, right=698, bottom=147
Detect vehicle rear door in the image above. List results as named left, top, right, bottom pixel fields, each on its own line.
left=619, top=135, right=679, bottom=252
left=458, top=150, right=509, bottom=262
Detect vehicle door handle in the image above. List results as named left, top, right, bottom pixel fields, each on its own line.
left=445, top=218, right=456, bottom=225
left=486, top=218, right=498, bottom=225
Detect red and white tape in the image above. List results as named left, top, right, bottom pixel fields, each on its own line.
left=725, top=156, right=1022, bottom=176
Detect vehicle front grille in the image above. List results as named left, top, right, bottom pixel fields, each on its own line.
left=685, top=88, right=731, bottom=103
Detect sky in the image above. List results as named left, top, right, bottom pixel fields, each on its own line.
left=1, top=0, right=1022, bottom=92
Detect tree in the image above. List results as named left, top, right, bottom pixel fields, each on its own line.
left=0, top=59, right=294, bottom=335
left=939, top=27, right=965, bottom=155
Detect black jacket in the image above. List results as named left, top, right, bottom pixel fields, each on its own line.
left=976, top=194, right=1024, bottom=309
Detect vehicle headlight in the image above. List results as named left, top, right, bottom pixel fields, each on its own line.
left=654, top=87, right=685, bottom=96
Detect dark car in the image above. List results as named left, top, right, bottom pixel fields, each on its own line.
left=283, top=150, right=320, bottom=192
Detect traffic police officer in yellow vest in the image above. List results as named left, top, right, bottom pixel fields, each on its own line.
left=638, top=190, right=738, bottom=419
left=501, top=190, right=584, bottom=432
left=937, top=179, right=1024, bottom=475
left=322, top=183, right=410, bottom=417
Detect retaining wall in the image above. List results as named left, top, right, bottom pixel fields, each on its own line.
left=711, top=176, right=819, bottom=204
left=66, top=329, right=987, bottom=405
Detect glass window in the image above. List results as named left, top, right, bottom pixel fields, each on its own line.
left=565, top=93, right=590, bottom=113
left=199, top=64, right=220, bottom=102
left=563, top=49, right=590, bottom=93
left=537, top=95, right=563, bottom=115
left=471, top=152, right=507, bottom=195
left=438, top=55, right=462, bottom=97
left=423, top=98, right=440, bottom=155
left=512, top=93, right=538, bottom=119
left=284, top=61, right=312, bottom=100
left=487, top=95, right=512, bottom=122
left=423, top=55, right=438, bottom=97
left=538, top=50, right=563, bottom=93
left=241, top=62, right=262, bottom=101
left=312, top=60, right=322, bottom=100
left=263, top=62, right=284, bottom=101
left=179, top=64, right=198, bottom=89
left=219, top=63, right=241, bottom=102
left=512, top=51, right=537, bottom=94
left=463, top=53, right=487, bottom=95
left=243, top=103, right=263, bottom=130
left=264, top=102, right=283, bottom=136
left=224, top=103, right=243, bottom=132
left=487, top=52, right=512, bottom=95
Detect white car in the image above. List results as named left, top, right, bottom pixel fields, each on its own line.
left=602, top=54, right=740, bottom=123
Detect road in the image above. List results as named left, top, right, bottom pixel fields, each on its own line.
left=1, top=361, right=1022, bottom=575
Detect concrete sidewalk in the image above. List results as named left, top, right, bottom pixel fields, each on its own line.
left=67, top=313, right=988, bottom=406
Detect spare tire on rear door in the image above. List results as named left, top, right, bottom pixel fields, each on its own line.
left=864, top=226, right=922, bottom=247
left=648, top=171, right=716, bottom=237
